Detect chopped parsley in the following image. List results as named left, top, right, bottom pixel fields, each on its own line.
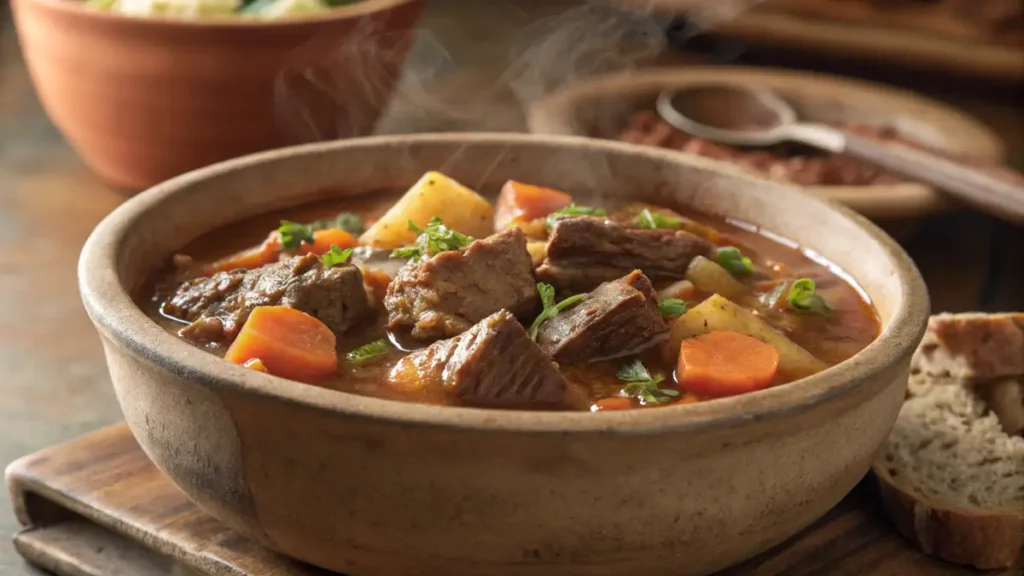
left=636, top=208, right=683, bottom=230
left=311, top=212, right=363, bottom=235
left=321, top=245, right=353, bottom=268
left=658, top=298, right=688, bottom=317
left=528, top=282, right=586, bottom=340
left=390, top=217, right=475, bottom=262
left=346, top=339, right=391, bottom=365
left=278, top=220, right=316, bottom=251
left=276, top=212, right=362, bottom=251
left=545, top=204, right=607, bottom=228
left=715, top=246, right=754, bottom=277
left=788, top=278, right=831, bottom=316
left=616, top=359, right=679, bottom=405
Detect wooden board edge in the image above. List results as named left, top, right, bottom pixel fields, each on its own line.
left=13, top=520, right=182, bottom=576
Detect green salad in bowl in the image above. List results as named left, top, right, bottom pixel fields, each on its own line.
left=85, top=0, right=363, bottom=19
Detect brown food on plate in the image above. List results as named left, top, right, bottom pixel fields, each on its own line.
left=145, top=170, right=881, bottom=411
left=619, top=109, right=913, bottom=187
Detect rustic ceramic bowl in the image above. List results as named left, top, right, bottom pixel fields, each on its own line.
left=11, top=0, right=421, bottom=191
left=527, top=66, right=1006, bottom=221
left=78, top=133, right=929, bottom=576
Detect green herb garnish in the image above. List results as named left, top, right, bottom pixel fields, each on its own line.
left=346, top=339, right=391, bottom=365
left=658, top=298, right=688, bottom=316
left=390, top=218, right=475, bottom=262
left=636, top=208, right=684, bottom=230
left=788, top=278, right=831, bottom=316
left=321, top=245, right=354, bottom=268
left=546, top=204, right=607, bottom=228
left=528, top=282, right=586, bottom=340
left=311, top=212, right=363, bottom=235
left=715, top=246, right=754, bottom=277
left=278, top=221, right=316, bottom=251
left=616, top=359, right=679, bottom=405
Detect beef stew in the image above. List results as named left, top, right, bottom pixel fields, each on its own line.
left=143, top=171, right=880, bottom=411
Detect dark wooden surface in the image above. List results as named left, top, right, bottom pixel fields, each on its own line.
left=0, top=0, right=1022, bottom=574
left=8, top=424, right=1020, bottom=576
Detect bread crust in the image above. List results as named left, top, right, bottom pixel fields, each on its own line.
left=912, top=313, right=1024, bottom=379
left=873, top=463, right=1024, bottom=569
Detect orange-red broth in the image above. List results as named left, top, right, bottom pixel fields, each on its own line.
left=141, top=190, right=880, bottom=411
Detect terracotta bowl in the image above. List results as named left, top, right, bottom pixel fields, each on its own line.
left=527, top=66, right=1006, bottom=222
left=11, top=0, right=421, bottom=191
left=78, top=133, right=929, bottom=576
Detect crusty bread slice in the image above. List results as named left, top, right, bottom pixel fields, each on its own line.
left=873, top=374, right=1024, bottom=569
left=911, top=312, right=1024, bottom=380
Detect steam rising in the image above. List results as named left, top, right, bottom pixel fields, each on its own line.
left=271, top=0, right=766, bottom=194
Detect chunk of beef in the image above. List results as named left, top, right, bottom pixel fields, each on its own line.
left=536, top=216, right=712, bottom=293
left=389, top=310, right=571, bottom=408
left=164, top=253, right=369, bottom=344
left=536, top=270, right=667, bottom=363
left=385, top=227, right=538, bottom=340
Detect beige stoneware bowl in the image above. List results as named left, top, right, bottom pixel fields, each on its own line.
left=527, top=67, right=1006, bottom=221
left=78, top=133, right=929, bottom=576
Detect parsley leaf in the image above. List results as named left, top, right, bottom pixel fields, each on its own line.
left=546, top=204, right=607, bottom=228
left=658, top=298, right=688, bottom=316
left=278, top=221, right=316, bottom=251
left=390, top=218, right=475, bottom=262
left=788, top=278, right=831, bottom=316
left=715, top=246, right=754, bottom=277
left=528, top=282, right=586, bottom=340
left=321, top=245, right=354, bottom=268
left=636, top=208, right=684, bottom=230
left=311, top=212, right=363, bottom=235
left=616, top=359, right=679, bottom=405
left=346, top=339, right=391, bottom=365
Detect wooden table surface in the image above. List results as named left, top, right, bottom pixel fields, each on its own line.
left=0, top=1, right=1021, bottom=575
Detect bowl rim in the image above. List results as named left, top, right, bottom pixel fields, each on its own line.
left=526, top=65, right=1006, bottom=219
left=79, top=132, right=929, bottom=435
left=15, top=0, right=418, bottom=28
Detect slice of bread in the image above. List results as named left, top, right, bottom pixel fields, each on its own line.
left=912, top=312, right=1024, bottom=380
left=873, top=374, right=1024, bottom=569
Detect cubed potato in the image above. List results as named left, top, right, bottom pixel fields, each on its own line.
left=359, top=171, right=495, bottom=249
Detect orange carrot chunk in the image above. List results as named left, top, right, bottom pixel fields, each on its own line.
left=677, top=331, right=780, bottom=398
left=199, top=231, right=282, bottom=275
left=494, top=180, right=573, bottom=230
left=225, top=306, right=337, bottom=383
left=298, top=228, right=358, bottom=256
left=592, top=397, right=634, bottom=411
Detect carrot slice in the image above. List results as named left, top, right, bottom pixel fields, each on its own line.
left=225, top=306, right=337, bottom=383
left=495, top=180, right=573, bottom=230
left=593, top=397, right=634, bottom=411
left=677, top=331, right=780, bottom=398
left=298, top=228, right=358, bottom=256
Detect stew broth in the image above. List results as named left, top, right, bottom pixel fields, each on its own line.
left=142, top=176, right=880, bottom=412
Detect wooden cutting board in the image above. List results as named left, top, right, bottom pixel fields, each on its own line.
left=5, top=424, right=1015, bottom=576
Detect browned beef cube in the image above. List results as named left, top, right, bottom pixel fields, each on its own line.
left=390, top=310, right=571, bottom=408
left=164, top=253, right=369, bottom=343
left=536, top=270, right=668, bottom=363
left=385, top=228, right=538, bottom=340
left=536, top=216, right=712, bottom=293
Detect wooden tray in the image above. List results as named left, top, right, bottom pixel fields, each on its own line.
left=5, top=424, right=1014, bottom=576
left=612, top=0, right=1024, bottom=82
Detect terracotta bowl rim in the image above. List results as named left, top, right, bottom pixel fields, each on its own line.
left=526, top=65, right=1006, bottom=219
left=79, top=132, right=929, bottom=435
left=14, top=0, right=418, bottom=28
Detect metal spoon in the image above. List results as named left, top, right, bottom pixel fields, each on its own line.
left=656, top=85, right=1024, bottom=223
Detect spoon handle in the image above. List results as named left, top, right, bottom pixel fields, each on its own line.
left=841, top=133, right=1024, bottom=223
